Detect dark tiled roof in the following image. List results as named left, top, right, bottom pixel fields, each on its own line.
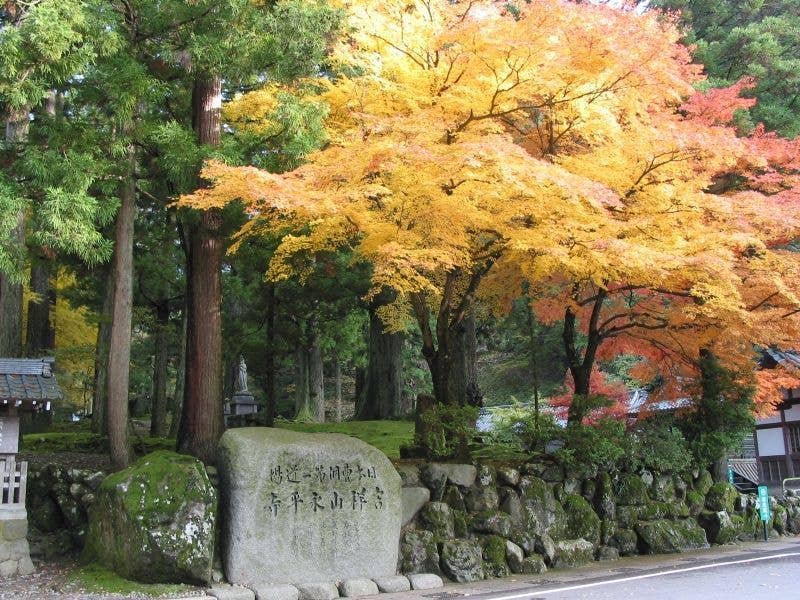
left=0, top=358, right=61, bottom=405
left=764, top=348, right=800, bottom=375
left=627, top=389, right=691, bottom=415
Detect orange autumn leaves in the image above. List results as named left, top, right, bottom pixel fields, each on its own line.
left=179, top=0, right=800, bottom=414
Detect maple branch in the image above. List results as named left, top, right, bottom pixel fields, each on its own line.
left=456, top=0, right=478, bottom=23
left=369, top=33, right=427, bottom=69
left=748, top=291, right=780, bottom=312
left=782, top=307, right=800, bottom=319
left=623, top=149, right=700, bottom=199
left=602, top=314, right=669, bottom=338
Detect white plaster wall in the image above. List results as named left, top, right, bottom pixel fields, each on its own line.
left=783, top=404, right=800, bottom=422
left=757, top=414, right=782, bottom=425
left=757, top=428, right=786, bottom=456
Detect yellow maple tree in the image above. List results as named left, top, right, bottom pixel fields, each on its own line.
left=180, top=0, right=800, bottom=416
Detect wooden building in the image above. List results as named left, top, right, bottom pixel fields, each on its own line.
left=755, top=349, right=800, bottom=486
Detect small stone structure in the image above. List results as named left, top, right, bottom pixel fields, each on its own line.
left=0, top=357, right=61, bottom=578
left=217, top=428, right=402, bottom=588
left=225, top=357, right=259, bottom=426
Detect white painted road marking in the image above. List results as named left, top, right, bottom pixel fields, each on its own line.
left=477, top=552, right=800, bottom=599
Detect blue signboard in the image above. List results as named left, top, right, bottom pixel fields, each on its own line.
left=757, top=485, right=771, bottom=522
left=727, top=467, right=734, bottom=484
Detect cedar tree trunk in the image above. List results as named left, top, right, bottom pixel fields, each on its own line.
left=106, top=145, right=136, bottom=469
left=177, top=74, right=224, bottom=463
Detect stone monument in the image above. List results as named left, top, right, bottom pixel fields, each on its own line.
left=217, top=428, right=402, bottom=587
left=225, top=356, right=259, bottom=425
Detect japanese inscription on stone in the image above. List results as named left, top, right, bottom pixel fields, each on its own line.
left=218, top=428, right=402, bottom=587
left=264, top=462, right=384, bottom=516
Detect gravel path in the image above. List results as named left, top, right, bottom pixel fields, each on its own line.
left=0, top=559, right=206, bottom=600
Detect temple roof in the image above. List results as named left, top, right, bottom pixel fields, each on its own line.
left=0, top=358, right=61, bottom=410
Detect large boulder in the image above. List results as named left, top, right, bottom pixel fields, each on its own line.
left=419, top=502, right=455, bottom=539
left=84, top=451, right=217, bottom=584
left=561, top=494, right=600, bottom=544
left=480, top=535, right=510, bottom=578
left=635, top=519, right=708, bottom=554
left=699, top=511, right=739, bottom=545
left=217, top=428, right=401, bottom=587
left=615, top=474, right=649, bottom=507
left=551, top=539, right=594, bottom=569
left=440, top=539, right=484, bottom=582
left=705, top=483, right=738, bottom=513
left=518, top=476, right=566, bottom=538
left=400, top=530, right=440, bottom=574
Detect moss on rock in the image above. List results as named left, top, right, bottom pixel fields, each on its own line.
left=561, top=494, right=600, bottom=544
left=705, top=483, right=738, bottom=513
left=635, top=518, right=708, bottom=554
left=616, top=474, right=649, bottom=507
left=83, top=451, right=217, bottom=584
left=480, top=535, right=510, bottom=578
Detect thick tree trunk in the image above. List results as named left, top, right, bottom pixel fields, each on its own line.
left=356, top=304, right=403, bottom=419
left=264, top=283, right=276, bottom=426
left=294, top=342, right=311, bottom=420
left=178, top=74, right=224, bottom=464
left=25, top=256, right=54, bottom=356
left=0, top=219, right=23, bottom=356
left=309, top=333, right=325, bottom=422
left=150, top=303, right=170, bottom=436
left=0, top=108, right=28, bottom=358
left=106, top=146, right=136, bottom=470
left=91, top=266, right=114, bottom=435
left=334, top=352, right=342, bottom=423
left=447, top=312, right=480, bottom=407
left=563, top=293, right=604, bottom=426
left=169, top=308, right=187, bottom=437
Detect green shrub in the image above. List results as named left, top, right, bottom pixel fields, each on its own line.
left=623, top=421, right=692, bottom=475
left=486, top=406, right=563, bottom=454
left=417, top=404, right=479, bottom=460
left=556, top=419, right=627, bottom=477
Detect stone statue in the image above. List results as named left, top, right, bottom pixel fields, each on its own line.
left=235, top=356, right=249, bottom=393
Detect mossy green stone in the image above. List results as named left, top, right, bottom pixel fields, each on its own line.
left=705, top=483, right=738, bottom=513
left=640, top=502, right=670, bottom=521
left=635, top=518, right=708, bottom=554
left=685, top=490, right=705, bottom=517
left=84, top=451, right=217, bottom=584
left=561, top=494, right=600, bottom=544
left=480, top=535, right=509, bottom=578
left=453, top=510, right=470, bottom=538
left=693, top=470, right=713, bottom=496
left=420, top=502, right=455, bottom=540
left=616, top=474, right=649, bottom=506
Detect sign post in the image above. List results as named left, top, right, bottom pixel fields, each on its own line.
left=757, top=485, right=771, bottom=541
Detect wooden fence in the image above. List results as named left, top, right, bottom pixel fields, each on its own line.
left=0, top=459, right=27, bottom=511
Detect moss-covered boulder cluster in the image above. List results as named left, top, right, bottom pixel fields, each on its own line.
left=25, top=464, right=106, bottom=560
left=83, top=451, right=217, bottom=584
left=400, top=461, right=800, bottom=583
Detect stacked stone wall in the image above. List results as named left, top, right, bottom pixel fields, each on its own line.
left=398, top=461, right=800, bottom=582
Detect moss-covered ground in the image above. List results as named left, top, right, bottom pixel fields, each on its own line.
left=277, top=419, right=414, bottom=458
left=68, top=563, right=194, bottom=596
left=24, top=419, right=415, bottom=459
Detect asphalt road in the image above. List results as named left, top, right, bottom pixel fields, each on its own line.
left=378, top=538, right=800, bottom=600
left=472, top=550, right=800, bottom=599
